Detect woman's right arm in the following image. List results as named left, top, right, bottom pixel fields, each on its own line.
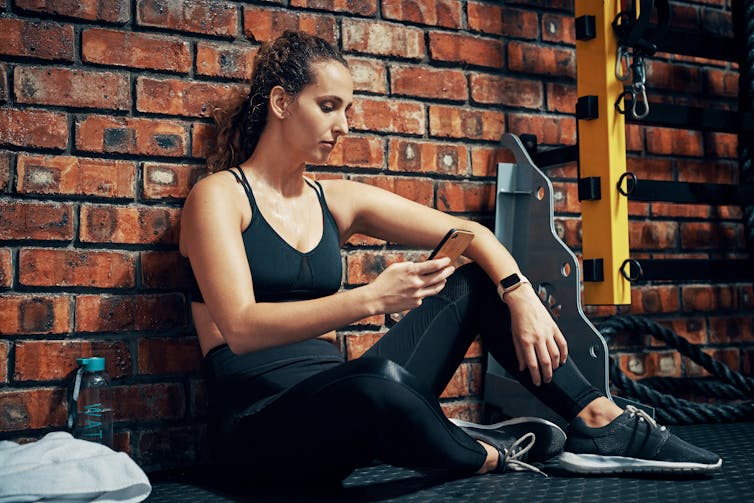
left=180, top=175, right=453, bottom=355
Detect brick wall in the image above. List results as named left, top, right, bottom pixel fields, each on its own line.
left=0, top=0, right=750, bottom=470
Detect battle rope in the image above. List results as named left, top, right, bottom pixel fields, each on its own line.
left=598, top=315, right=754, bottom=424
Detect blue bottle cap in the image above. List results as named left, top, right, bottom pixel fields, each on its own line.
left=76, top=357, right=105, bottom=372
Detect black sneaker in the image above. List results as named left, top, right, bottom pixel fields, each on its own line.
left=451, top=417, right=567, bottom=464
left=559, top=406, right=723, bottom=475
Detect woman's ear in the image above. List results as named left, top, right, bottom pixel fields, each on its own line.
left=269, top=85, right=290, bottom=120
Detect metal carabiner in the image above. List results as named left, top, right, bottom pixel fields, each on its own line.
left=615, top=45, right=631, bottom=81
left=631, top=82, right=649, bottom=119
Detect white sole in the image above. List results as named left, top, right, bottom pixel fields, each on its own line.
left=450, top=417, right=566, bottom=437
left=559, top=451, right=723, bottom=474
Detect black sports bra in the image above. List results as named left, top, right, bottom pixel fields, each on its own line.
left=189, top=167, right=342, bottom=303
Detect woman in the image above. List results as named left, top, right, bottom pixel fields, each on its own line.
left=179, top=31, right=721, bottom=483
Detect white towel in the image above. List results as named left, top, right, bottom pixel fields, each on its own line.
left=0, top=431, right=151, bottom=503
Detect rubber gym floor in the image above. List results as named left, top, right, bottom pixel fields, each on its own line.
left=146, top=421, right=754, bottom=502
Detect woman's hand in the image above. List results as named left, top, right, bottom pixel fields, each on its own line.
left=504, top=285, right=569, bottom=386
left=366, top=257, right=455, bottom=315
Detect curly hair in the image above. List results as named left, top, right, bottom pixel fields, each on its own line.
left=206, top=31, right=349, bottom=172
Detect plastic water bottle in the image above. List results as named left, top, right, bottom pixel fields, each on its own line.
left=69, top=357, right=114, bottom=448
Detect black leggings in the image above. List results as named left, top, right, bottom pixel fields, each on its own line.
left=206, top=264, right=602, bottom=483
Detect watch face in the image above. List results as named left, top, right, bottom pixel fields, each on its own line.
left=501, top=273, right=521, bottom=289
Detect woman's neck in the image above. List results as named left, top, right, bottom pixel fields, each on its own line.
left=240, top=129, right=307, bottom=196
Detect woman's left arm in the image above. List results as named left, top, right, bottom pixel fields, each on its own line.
left=323, top=179, right=568, bottom=386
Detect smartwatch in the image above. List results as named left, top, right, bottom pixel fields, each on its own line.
left=497, top=272, right=530, bottom=302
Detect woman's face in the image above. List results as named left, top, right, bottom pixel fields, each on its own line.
left=282, top=61, right=353, bottom=165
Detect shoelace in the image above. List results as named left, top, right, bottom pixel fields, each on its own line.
left=499, top=432, right=548, bottom=477
left=626, top=405, right=667, bottom=431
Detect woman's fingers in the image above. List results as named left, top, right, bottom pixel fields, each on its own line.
left=522, top=345, right=542, bottom=386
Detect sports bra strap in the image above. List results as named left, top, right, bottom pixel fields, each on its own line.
left=228, top=167, right=258, bottom=210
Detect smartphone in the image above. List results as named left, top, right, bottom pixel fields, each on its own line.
left=428, top=228, right=475, bottom=262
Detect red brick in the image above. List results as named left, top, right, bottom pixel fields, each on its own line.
left=626, top=124, right=644, bottom=152
left=388, top=139, right=468, bottom=175
left=542, top=13, right=575, bottom=44
left=112, top=383, right=185, bottom=421
left=507, top=41, right=575, bottom=78
left=391, top=65, right=467, bottom=101
left=0, top=388, right=67, bottom=430
left=0, top=18, right=74, bottom=61
left=682, top=285, right=736, bottom=312
left=654, top=318, right=707, bottom=346
left=437, top=181, right=495, bottom=212
left=17, top=155, right=135, bottom=198
left=650, top=202, right=709, bottom=219
left=0, top=340, right=8, bottom=382
left=14, top=339, right=132, bottom=381
left=292, top=0, right=377, bottom=16
left=346, top=57, right=387, bottom=94
left=15, top=0, right=130, bottom=23
left=343, top=19, right=425, bottom=59
left=191, top=123, right=217, bottom=160
left=19, top=249, right=136, bottom=288
left=76, top=116, right=189, bottom=157
left=15, top=66, right=129, bottom=110
left=677, top=159, right=737, bottom=184
left=429, top=32, right=503, bottom=68
left=704, top=132, right=737, bottom=159
left=350, top=98, right=425, bottom=135
left=382, top=0, right=461, bottom=28
left=138, top=337, right=202, bottom=374
left=243, top=7, right=337, bottom=44
left=346, top=250, right=416, bottom=284
left=196, top=41, right=256, bottom=79
left=349, top=175, right=434, bottom=207
left=618, top=351, right=681, bottom=379
left=141, top=251, right=192, bottom=289
left=704, top=67, right=738, bottom=98
left=502, top=8, right=539, bottom=39
left=709, top=316, right=754, bottom=344
left=143, top=162, right=207, bottom=200
left=470, top=146, right=514, bottom=178
left=626, top=157, right=674, bottom=181
left=0, top=201, right=73, bottom=241
left=0, top=63, right=7, bottom=104
left=137, top=78, right=245, bottom=118
left=0, top=295, right=71, bottom=335
left=326, top=136, right=384, bottom=169
left=429, top=105, right=505, bottom=141
left=508, top=113, right=576, bottom=145
left=0, top=151, right=10, bottom=192
left=0, top=248, right=10, bottom=288
left=740, top=285, right=754, bottom=309
left=646, top=60, right=702, bottom=94
left=440, top=364, right=470, bottom=398
left=471, top=74, right=543, bottom=108
left=467, top=1, right=504, bottom=35
left=75, top=294, right=188, bottom=332
left=628, top=220, right=678, bottom=250
left=441, top=401, right=483, bottom=422
left=630, top=285, right=680, bottom=314
left=546, top=82, right=576, bottom=113
left=552, top=181, right=580, bottom=213
left=0, top=109, right=68, bottom=150
left=345, top=331, right=383, bottom=359
left=80, top=204, right=181, bottom=245
left=681, top=222, right=742, bottom=249
left=136, top=0, right=238, bottom=37
left=83, top=29, right=190, bottom=73
left=645, top=127, right=703, bottom=156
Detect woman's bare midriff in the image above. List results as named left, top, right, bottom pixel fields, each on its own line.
left=191, top=301, right=337, bottom=357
